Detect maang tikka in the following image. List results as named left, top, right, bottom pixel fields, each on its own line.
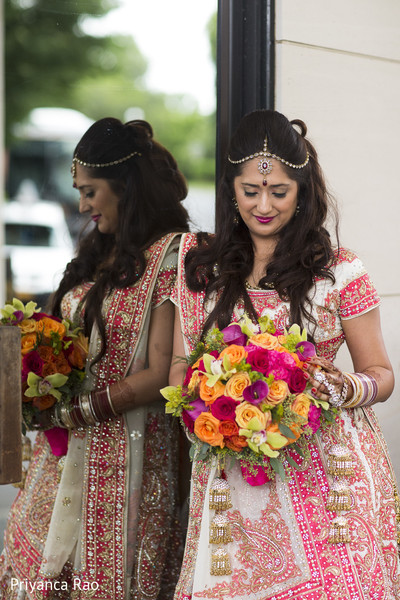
left=228, top=135, right=310, bottom=173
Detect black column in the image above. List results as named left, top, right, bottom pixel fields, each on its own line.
left=216, top=0, right=275, bottom=183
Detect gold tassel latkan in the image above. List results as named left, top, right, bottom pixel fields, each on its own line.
left=209, top=477, right=232, bottom=511
left=328, top=516, right=351, bottom=544
left=326, top=480, right=352, bottom=512
left=211, top=548, right=232, bottom=576
left=327, top=444, right=354, bottom=478
left=210, top=513, right=233, bottom=544
left=21, top=435, right=32, bottom=462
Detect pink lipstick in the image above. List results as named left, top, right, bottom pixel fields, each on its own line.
left=255, top=216, right=274, bottom=224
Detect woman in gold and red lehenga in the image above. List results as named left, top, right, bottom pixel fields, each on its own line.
left=0, top=117, right=189, bottom=599
left=170, top=109, right=400, bottom=600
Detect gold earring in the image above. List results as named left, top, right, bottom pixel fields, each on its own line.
left=232, top=197, right=239, bottom=224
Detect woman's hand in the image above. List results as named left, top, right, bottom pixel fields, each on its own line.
left=303, top=357, right=348, bottom=405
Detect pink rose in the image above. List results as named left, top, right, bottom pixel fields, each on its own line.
left=22, top=350, right=44, bottom=382
left=307, top=404, right=322, bottom=433
left=210, top=395, right=240, bottom=421
left=288, top=367, right=307, bottom=394
left=245, top=346, right=270, bottom=375
left=183, top=366, right=194, bottom=387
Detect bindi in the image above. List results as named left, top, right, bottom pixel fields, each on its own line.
left=262, top=179, right=267, bottom=186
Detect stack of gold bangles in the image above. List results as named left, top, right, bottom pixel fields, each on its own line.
left=341, top=372, right=377, bottom=408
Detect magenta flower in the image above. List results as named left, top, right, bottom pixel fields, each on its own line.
left=245, top=346, right=270, bottom=375
left=22, top=350, right=44, bottom=382
left=210, top=395, right=240, bottom=420
left=243, top=380, right=269, bottom=405
left=295, top=341, right=316, bottom=360
left=307, top=404, right=322, bottom=433
left=221, top=324, right=247, bottom=347
left=183, top=366, right=194, bottom=387
left=288, top=367, right=307, bottom=394
left=182, top=397, right=207, bottom=433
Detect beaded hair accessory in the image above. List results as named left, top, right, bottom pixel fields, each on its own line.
left=228, top=136, right=309, bottom=175
left=71, top=151, right=141, bottom=177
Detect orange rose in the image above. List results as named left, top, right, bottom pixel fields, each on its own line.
left=225, top=435, right=248, bottom=452
left=194, top=412, right=224, bottom=447
left=41, top=362, right=59, bottom=377
left=21, top=333, right=38, bottom=355
left=199, top=378, right=225, bottom=406
left=18, top=319, right=38, bottom=334
left=68, top=346, right=85, bottom=369
left=37, top=346, right=56, bottom=361
left=54, top=355, right=72, bottom=375
left=266, top=380, right=289, bottom=406
left=235, top=402, right=268, bottom=429
left=219, top=420, right=239, bottom=437
left=37, top=317, right=66, bottom=339
left=249, top=333, right=279, bottom=350
left=225, top=372, right=251, bottom=400
left=291, top=393, right=311, bottom=419
left=219, top=345, right=248, bottom=366
left=32, top=395, right=56, bottom=411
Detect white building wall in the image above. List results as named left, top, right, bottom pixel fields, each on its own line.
left=275, top=0, right=400, bottom=480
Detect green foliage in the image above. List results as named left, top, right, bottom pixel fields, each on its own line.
left=5, top=0, right=122, bottom=142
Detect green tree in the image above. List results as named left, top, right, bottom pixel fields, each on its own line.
left=4, top=0, right=147, bottom=143
left=5, top=0, right=217, bottom=183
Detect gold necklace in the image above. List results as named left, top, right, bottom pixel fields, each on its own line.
left=245, top=280, right=274, bottom=291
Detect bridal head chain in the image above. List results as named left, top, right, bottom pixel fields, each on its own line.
left=71, top=151, right=141, bottom=177
left=228, top=136, right=309, bottom=175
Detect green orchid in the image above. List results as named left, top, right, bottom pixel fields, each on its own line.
left=238, top=314, right=259, bottom=338
left=1, top=298, right=41, bottom=322
left=24, top=371, right=68, bottom=401
left=239, top=417, right=287, bottom=457
left=201, top=353, right=237, bottom=387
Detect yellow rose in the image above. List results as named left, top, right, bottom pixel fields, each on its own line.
left=266, top=380, right=289, bottom=406
left=188, top=371, right=202, bottom=395
left=291, top=393, right=311, bottom=419
left=235, top=402, right=268, bottom=429
left=249, top=332, right=279, bottom=350
left=225, top=372, right=251, bottom=400
left=18, top=319, right=37, bottom=334
left=219, top=344, right=247, bottom=366
left=194, top=412, right=224, bottom=447
left=21, top=333, right=38, bottom=355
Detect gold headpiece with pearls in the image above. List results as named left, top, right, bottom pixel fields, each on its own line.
left=71, top=151, right=141, bottom=177
left=228, top=136, right=309, bottom=175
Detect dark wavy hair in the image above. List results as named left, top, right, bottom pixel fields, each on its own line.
left=185, top=109, right=339, bottom=338
left=51, top=117, right=189, bottom=362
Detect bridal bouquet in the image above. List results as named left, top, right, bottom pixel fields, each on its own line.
left=162, top=314, right=336, bottom=482
left=1, top=298, right=88, bottom=430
